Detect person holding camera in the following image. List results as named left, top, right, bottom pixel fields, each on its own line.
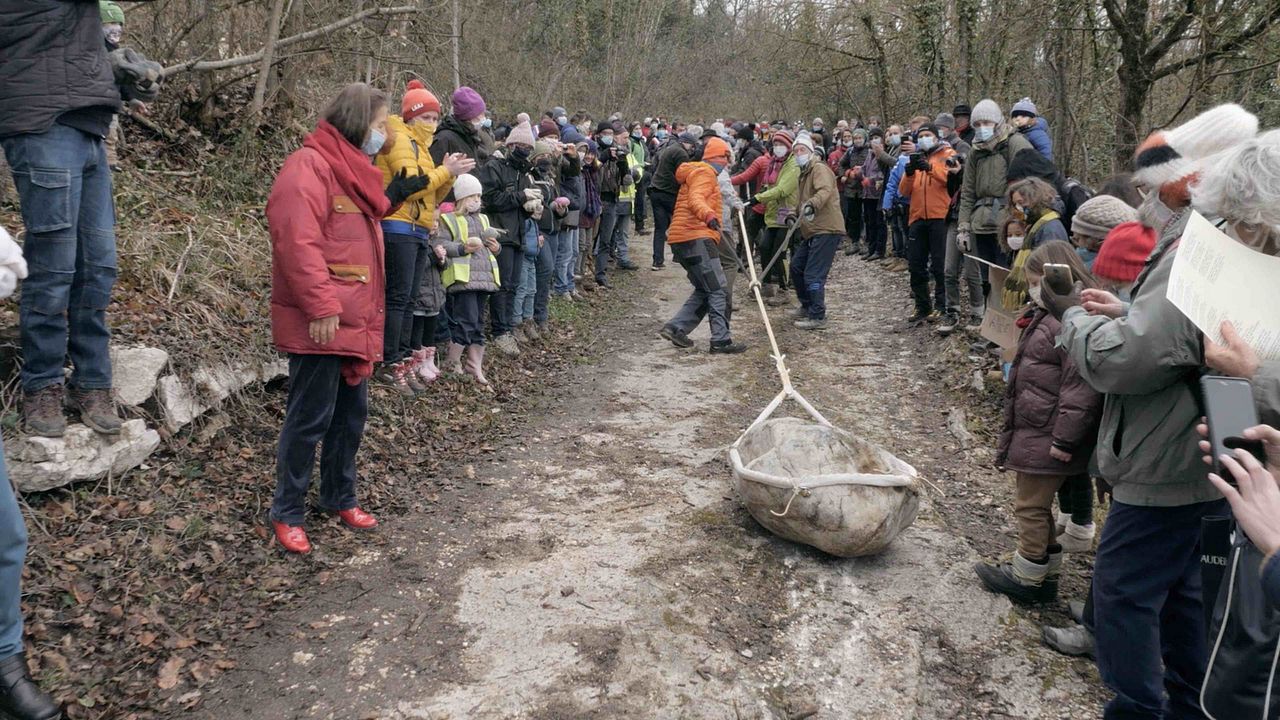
left=591, top=121, right=639, bottom=288
left=897, top=124, right=957, bottom=324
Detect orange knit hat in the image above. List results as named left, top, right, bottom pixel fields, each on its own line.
left=702, top=136, right=730, bottom=163
left=401, top=80, right=441, bottom=123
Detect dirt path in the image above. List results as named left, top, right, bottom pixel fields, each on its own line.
left=191, top=234, right=1106, bottom=719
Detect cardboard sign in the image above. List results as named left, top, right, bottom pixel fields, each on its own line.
left=978, top=264, right=1020, bottom=360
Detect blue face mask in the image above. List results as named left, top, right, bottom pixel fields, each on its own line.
left=974, top=126, right=994, bottom=142
left=481, top=118, right=492, bottom=129
left=918, top=136, right=936, bottom=151
left=361, top=128, right=386, bottom=156
left=707, top=161, right=725, bottom=173
left=656, top=130, right=668, bottom=140
left=795, top=153, right=811, bottom=167
left=599, top=135, right=614, bottom=146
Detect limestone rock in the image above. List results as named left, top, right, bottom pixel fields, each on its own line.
left=110, top=345, right=170, bottom=406
left=8, top=420, right=161, bottom=492
left=158, top=356, right=289, bottom=433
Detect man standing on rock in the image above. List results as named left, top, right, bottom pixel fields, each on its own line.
left=659, top=137, right=746, bottom=354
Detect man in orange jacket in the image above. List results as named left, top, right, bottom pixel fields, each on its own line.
left=659, top=137, right=747, bottom=354
left=898, top=123, right=958, bottom=323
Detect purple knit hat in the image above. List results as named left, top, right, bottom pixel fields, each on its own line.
left=451, top=86, right=486, bottom=121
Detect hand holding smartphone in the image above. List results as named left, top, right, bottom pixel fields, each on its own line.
left=1201, top=376, right=1267, bottom=483
left=1042, top=263, right=1074, bottom=295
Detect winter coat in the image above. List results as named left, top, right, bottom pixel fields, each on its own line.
left=996, top=309, right=1102, bottom=475
left=475, top=153, right=537, bottom=247
left=1058, top=213, right=1215, bottom=507
left=825, top=144, right=845, bottom=173
left=430, top=114, right=492, bottom=167
left=266, top=121, right=389, bottom=367
left=958, top=125, right=1032, bottom=235
left=717, top=166, right=745, bottom=226
left=437, top=211, right=500, bottom=294
left=597, top=144, right=631, bottom=199
left=580, top=161, right=602, bottom=228
left=1019, top=117, right=1053, bottom=160
left=882, top=155, right=909, bottom=211
left=897, top=145, right=957, bottom=224
left=754, top=156, right=800, bottom=229
left=667, top=162, right=722, bottom=245
left=649, top=142, right=689, bottom=197
left=734, top=140, right=766, bottom=177
left=1027, top=210, right=1069, bottom=246
left=0, top=0, right=121, bottom=137
left=731, top=154, right=771, bottom=215
left=794, top=161, right=844, bottom=239
left=859, top=151, right=885, bottom=202
left=376, top=115, right=455, bottom=233
left=838, top=146, right=872, bottom=198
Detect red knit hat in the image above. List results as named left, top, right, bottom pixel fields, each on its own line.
left=401, top=80, right=440, bottom=123
left=1092, top=221, right=1158, bottom=284
left=771, top=129, right=794, bottom=149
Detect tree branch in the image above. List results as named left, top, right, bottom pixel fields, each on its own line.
left=160, top=5, right=418, bottom=77
left=1142, top=0, right=1199, bottom=67
left=1151, top=3, right=1280, bottom=80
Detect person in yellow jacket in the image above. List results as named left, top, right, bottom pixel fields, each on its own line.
left=375, top=80, right=474, bottom=394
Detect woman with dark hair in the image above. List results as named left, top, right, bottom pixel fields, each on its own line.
left=265, top=83, right=426, bottom=554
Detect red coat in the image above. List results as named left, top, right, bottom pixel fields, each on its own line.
left=267, top=121, right=391, bottom=373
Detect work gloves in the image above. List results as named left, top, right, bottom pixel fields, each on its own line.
left=109, top=47, right=163, bottom=103
left=956, top=230, right=972, bottom=254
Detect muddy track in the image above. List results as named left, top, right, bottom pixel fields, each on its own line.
left=189, top=235, right=1107, bottom=720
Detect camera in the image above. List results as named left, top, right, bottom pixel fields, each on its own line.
left=945, top=155, right=962, bottom=169
left=908, top=152, right=928, bottom=171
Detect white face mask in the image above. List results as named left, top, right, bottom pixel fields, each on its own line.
left=1007, top=235, right=1025, bottom=251
left=1028, top=284, right=1044, bottom=307
left=1137, top=191, right=1174, bottom=231
left=772, top=146, right=787, bottom=158
left=463, top=197, right=482, bottom=214
left=1227, top=222, right=1280, bottom=256
left=795, top=153, right=811, bottom=167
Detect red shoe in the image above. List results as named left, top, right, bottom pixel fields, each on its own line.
left=336, top=507, right=378, bottom=530
left=271, top=520, right=312, bottom=554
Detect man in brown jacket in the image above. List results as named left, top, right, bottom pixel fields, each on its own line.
left=789, top=133, right=845, bottom=329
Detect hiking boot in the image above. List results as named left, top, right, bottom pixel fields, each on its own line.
left=660, top=326, right=694, bottom=349
left=1042, top=624, right=1095, bottom=658
left=618, top=261, right=640, bottom=271
left=512, top=324, right=529, bottom=343
left=936, top=312, right=961, bottom=336
left=907, top=310, right=931, bottom=325
left=965, top=314, right=985, bottom=332
left=927, top=309, right=943, bottom=322
left=493, top=333, right=520, bottom=357
left=709, top=339, right=748, bottom=355
left=1058, top=521, right=1096, bottom=553
left=22, top=386, right=66, bottom=438
left=67, top=387, right=122, bottom=435
left=974, top=552, right=1052, bottom=605
left=570, top=290, right=585, bottom=301
left=761, top=284, right=776, bottom=298
left=765, top=292, right=790, bottom=307
left=403, top=366, right=427, bottom=394
left=522, top=320, right=541, bottom=342
left=863, top=253, right=885, bottom=262
left=650, top=264, right=664, bottom=271
left=536, top=321, right=550, bottom=338
left=0, top=652, right=61, bottom=720
left=443, top=342, right=466, bottom=374
left=795, top=318, right=827, bottom=330
left=844, top=243, right=862, bottom=256
left=375, top=363, right=416, bottom=397
left=792, top=307, right=810, bottom=320
left=464, top=344, right=490, bottom=386
left=596, top=277, right=612, bottom=290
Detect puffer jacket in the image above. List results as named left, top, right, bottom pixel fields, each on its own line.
left=996, top=309, right=1102, bottom=474
left=1059, top=213, right=1216, bottom=507
left=898, top=145, right=957, bottom=224
left=376, top=115, right=455, bottom=232
left=438, top=210, right=500, bottom=294
left=475, top=153, right=536, bottom=247
left=667, top=162, right=721, bottom=245
left=794, top=161, right=844, bottom=239
left=1019, top=117, right=1054, bottom=160
left=958, top=125, right=1032, bottom=235
left=860, top=150, right=885, bottom=201
left=754, top=155, right=800, bottom=229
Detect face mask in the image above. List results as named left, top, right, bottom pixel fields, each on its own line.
left=918, top=136, right=936, bottom=151
left=599, top=135, right=614, bottom=146
left=888, top=134, right=901, bottom=146
left=1015, top=204, right=1029, bottom=217
left=1137, top=192, right=1174, bottom=231
left=1028, top=284, right=1044, bottom=308
left=463, top=197, right=482, bottom=214
left=812, top=126, right=822, bottom=134
left=471, top=118, right=485, bottom=130
left=795, top=153, right=811, bottom=167
left=632, top=131, right=642, bottom=140
left=104, top=25, right=123, bottom=45
left=1007, top=235, right=1025, bottom=251
left=974, top=126, right=994, bottom=142
left=772, top=146, right=787, bottom=158
left=536, top=158, right=553, bottom=172
left=481, top=118, right=492, bottom=129
left=853, top=139, right=865, bottom=148
left=361, top=128, right=386, bottom=156
left=511, top=146, right=531, bottom=162
left=413, top=119, right=438, bottom=133
left=557, top=115, right=567, bottom=125
left=656, top=130, right=668, bottom=140
left=1227, top=222, right=1280, bottom=256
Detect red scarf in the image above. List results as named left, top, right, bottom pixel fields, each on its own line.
left=302, top=120, right=391, bottom=219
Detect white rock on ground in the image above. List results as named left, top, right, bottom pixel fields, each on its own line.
left=7, top=420, right=161, bottom=492
left=109, top=345, right=170, bottom=407
left=157, top=359, right=289, bottom=433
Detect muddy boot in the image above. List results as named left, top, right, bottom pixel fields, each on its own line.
left=0, top=652, right=61, bottom=720
left=522, top=320, right=541, bottom=342
left=492, top=333, right=520, bottom=357
left=22, top=385, right=66, bottom=438
left=415, top=347, right=440, bottom=383
left=66, top=387, right=122, bottom=435
left=443, top=342, right=466, bottom=374
left=973, top=551, right=1051, bottom=605
left=659, top=325, right=694, bottom=349
left=464, top=344, right=489, bottom=386
left=1042, top=624, right=1095, bottom=658
left=403, top=361, right=427, bottom=394
left=537, top=321, right=550, bottom=339
left=374, top=363, right=415, bottom=397
left=512, top=323, right=529, bottom=343
left=1058, top=521, right=1096, bottom=553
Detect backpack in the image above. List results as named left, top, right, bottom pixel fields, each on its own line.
left=1058, top=177, right=1094, bottom=233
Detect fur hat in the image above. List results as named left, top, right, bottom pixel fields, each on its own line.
left=450, top=86, right=486, bottom=121
left=1072, top=194, right=1139, bottom=239
left=452, top=173, right=482, bottom=201
left=1133, top=104, right=1259, bottom=192
left=507, top=120, right=535, bottom=147
left=401, top=80, right=440, bottom=123
left=1092, top=222, right=1158, bottom=284
left=971, top=99, right=1002, bottom=126
left=1010, top=97, right=1038, bottom=118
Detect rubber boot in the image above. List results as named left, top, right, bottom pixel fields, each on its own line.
left=974, top=551, right=1051, bottom=605
left=464, top=344, right=489, bottom=386
left=444, top=342, right=466, bottom=375
left=415, top=347, right=440, bottom=383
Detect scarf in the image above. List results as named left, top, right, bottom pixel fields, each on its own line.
left=302, top=120, right=391, bottom=220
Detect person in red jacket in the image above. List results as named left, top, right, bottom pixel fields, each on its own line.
left=265, top=83, right=425, bottom=554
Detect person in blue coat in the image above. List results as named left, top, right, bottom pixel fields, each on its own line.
left=1011, top=98, right=1053, bottom=161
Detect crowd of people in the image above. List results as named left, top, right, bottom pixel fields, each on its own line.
left=2, top=3, right=1280, bottom=719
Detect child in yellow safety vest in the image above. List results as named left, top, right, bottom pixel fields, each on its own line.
left=437, top=174, right=502, bottom=386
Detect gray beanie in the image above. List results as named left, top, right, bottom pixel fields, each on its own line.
left=971, top=99, right=1002, bottom=126
left=1071, top=194, right=1139, bottom=239
left=1011, top=97, right=1038, bottom=118
left=934, top=112, right=956, bottom=130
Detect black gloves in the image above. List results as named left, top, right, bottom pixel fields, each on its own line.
left=108, top=47, right=163, bottom=103
left=385, top=169, right=429, bottom=207
left=1041, top=280, right=1084, bottom=320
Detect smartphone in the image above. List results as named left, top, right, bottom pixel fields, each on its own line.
left=1201, top=375, right=1266, bottom=482
left=1042, top=263, right=1075, bottom=294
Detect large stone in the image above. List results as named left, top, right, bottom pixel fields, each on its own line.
left=7, top=420, right=161, bottom=492
left=109, top=345, right=170, bottom=406
left=730, top=417, right=920, bottom=557
left=157, top=356, right=290, bottom=433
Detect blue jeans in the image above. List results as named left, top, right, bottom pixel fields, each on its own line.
left=0, top=439, right=28, bottom=660
left=532, top=236, right=554, bottom=324
left=553, top=228, right=577, bottom=295
left=594, top=200, right=632, bottom=281
left=791, top=233, right=841, bottom=319
left=2, top=124, right=118, bottom=393
left=515, top=253, right=537, bottom=323
left=1093, top=499, right=1226, bottom=719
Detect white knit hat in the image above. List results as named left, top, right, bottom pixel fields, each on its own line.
left=1133, top=104, right=1258, bottom=190
left=793, top=132, right=815, bottom=152
left=507, top=120, right=535, bottom=147
left=452, top=173, right=482, bottom=200
left=970, top=99, right=1002, bottom=126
